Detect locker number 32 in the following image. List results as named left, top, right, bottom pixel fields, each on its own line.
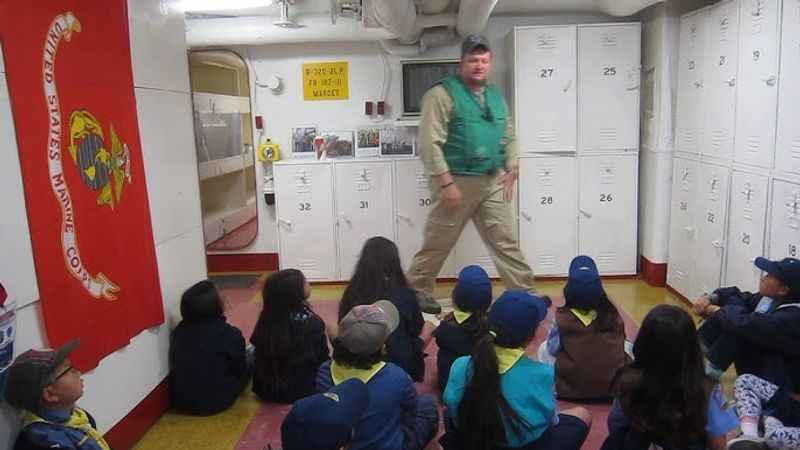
left=299, top=202, right=312, bottom=211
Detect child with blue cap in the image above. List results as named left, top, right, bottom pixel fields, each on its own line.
left=538, top=255, right=630, bottom=401
left=281, top=378, right=369, bottom=450
left=434, top=265, right=493, bottom=390
left=442, top=289, right=592, bottom=450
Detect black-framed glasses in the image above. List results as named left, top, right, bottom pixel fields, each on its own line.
left=51, top=365, right=73, bottom=383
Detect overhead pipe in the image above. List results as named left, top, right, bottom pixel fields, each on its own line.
left=379, top=26, right=456, bottom=56
left=369, top=0, right=421, bottom=44
left=419, top=0, right=452, bottom=15
left=456, top=0, right=498, bottom=37
left=596, top=0, right=663, bottom=16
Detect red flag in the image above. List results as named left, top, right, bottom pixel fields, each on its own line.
left=0, top=1, right=165, bottom=370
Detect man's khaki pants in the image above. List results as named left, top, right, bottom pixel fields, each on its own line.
left=406, top=173, right=536, bottom=296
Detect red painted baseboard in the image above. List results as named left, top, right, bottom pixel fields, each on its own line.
left=104, top=376, right=170, bottom=450
left=206, top=253, right=279, bottom=273
left=640, top=256, right=667, bottom=287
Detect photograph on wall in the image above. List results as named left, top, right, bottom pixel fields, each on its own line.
left=292, top=126, right=318, bottom=159
left=0, top=283, right=14, bottom=398
left=317, top=130, right=354, bottom=159
left=380, top=125, right=416, bottom=156
left=356, top=126, right=381, bottom=158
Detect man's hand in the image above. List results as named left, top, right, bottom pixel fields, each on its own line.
left=440, top=183, right=462, bottom=213
left=498, top=170, right=517, bottom=202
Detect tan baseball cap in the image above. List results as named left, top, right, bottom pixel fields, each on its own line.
left=337, top=300, right=399, bottom=355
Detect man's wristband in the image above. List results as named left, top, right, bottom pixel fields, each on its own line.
left=440, top=181, right=454, bottom=189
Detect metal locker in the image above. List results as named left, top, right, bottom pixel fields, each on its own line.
left=578, top=23, right=641, bottom=152
left=725, top=170, right=769, bottom=291
left=676, top=9, right=709, bottom=155
left=702, top=0, right=740, bottom=162
left=393, top=159, right=457, bottom=278
left=734, top=0, right=782, bottom=168
left=519, top=156, right=578, bottom=276
left=769, top=179, right=800, bottom=260
left=694, top=162, right=731, bottom=298
left=511, top=26, right=577, bottom=152
left=667, top=157, right=700, bottom=298
left=776, top=0, right=800, bottom=174
left=577, top=154, right=638, bottom=275
left=335, top=160, right=396, bottom=280
left=455, top=222, right=500, bottom=278
left=274, top=161, right=337, bottom=281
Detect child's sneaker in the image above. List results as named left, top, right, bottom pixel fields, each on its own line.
left=727, top=435, right=767, bottom=450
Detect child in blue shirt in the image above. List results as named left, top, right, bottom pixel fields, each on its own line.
left=433, top=265, right=493, bottom=390
left=442, top=290, right=592, bottom=450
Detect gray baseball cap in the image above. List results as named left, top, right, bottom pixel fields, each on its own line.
left=4, top=339, right=80, bottom=412
left=338, top=301, right=399, bottom=355
left=462, top=34, right=491, bottom=56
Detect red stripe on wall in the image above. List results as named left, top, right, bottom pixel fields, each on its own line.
left=206, top=253, right=279, bottom=273
left=103, top=376, right=170, bottom=450
left=640, top=256, right=667, bottom=287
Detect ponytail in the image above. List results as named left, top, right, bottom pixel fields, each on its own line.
left=457, top=334, right=529, bottom=450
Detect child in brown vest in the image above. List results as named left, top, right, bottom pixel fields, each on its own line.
left=538, top=255, right=630, bottom=401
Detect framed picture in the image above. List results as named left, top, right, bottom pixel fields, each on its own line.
left=291, top=126, right=318, bottom=159
left=356, top=126, right=381, bottom=158
left=317, top=130, right=354, bottom=159
left=380, top=125, right=416, bottom=157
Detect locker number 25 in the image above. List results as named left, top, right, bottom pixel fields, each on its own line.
left=603, top=67, right=617, bottom=76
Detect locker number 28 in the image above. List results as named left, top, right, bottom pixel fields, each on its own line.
left=540, top=196, right=553, bottom=205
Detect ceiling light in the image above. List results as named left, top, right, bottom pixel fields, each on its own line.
left=175, top=0, right=273, bottom=12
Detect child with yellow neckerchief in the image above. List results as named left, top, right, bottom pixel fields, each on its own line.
left=315, top=300, right=439, bottom=450
left=433, top=265, right=493, bottom=391
left=4, top=340, right=111, bottom=450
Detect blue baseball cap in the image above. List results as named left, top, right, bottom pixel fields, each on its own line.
left=755, top=257, right=800, bottom=297
left=281, top=379, right=369, bottom=450
left=564, top=255, right=604, bottom=310
left=452, top=265, right=492, bottom=312
left=489, top=290, right=549, bottom=347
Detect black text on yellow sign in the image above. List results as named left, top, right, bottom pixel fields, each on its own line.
left=302, top=62, right=349, bottom=101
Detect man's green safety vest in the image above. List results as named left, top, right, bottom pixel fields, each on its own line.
left=439, top=76, right=508, bottom=176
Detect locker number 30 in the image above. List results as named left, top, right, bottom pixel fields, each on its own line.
left=419, top=198, right=432, bottom=207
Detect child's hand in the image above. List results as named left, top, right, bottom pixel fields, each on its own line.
left=693, top=295, right=711, bottom=315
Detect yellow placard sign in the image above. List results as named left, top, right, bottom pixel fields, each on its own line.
left=302, top=61, right=349, bottom=101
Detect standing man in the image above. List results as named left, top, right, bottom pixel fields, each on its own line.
left=409, top=35, right=537, bottom=314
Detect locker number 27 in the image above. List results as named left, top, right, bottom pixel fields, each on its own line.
left=540, top=68, right=554, bottom=78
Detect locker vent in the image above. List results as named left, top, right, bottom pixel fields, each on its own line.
left=598, top=129, right=618, bottom=145
left=537, top=34, right=557, bottom=50
left=539, top=166, right=556, bottom=187
left=600, top=32, right=617, bottom=47
left=538, top=254, right=556, bottom=269
left=597, top=252, right=615, bottom=267
left=599, top=165, right=615, bottom=185
left=710, top=130, right=723, bottom=150
left=299, top=260, right=319, bottom=273
left=415, top=169, right=429, bottom=192
left=682, top=131, right=695, bottom=147
left=537, top=131, right=557, bottom=145
left=791, top=140, right=800, bottom=160
left=747, top=137, right=761, bottom=153
left=294, top=171, right=311, bottom=193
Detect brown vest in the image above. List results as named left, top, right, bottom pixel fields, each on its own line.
left=555, top=308, right=630, bottom=401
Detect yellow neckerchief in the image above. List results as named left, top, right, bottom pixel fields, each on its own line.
left=453, top=308, right=473, bottom=324
left=22, top=407, right=111, bottom=450
left=331, top=361, right=386, bottom=385
left=494, top=345, right=526, bottom=374
left=569, top=308, right=598, bottom=327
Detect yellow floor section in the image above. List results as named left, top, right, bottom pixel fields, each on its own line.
left=132, top=277, right=735, bottom=450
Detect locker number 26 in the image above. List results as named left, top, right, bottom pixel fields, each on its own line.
left=299, top=202, right=311, bottom=211
left=600, top=193, right=614, bottom=202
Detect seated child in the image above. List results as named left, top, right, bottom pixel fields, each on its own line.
left=338, top=236, right=426, bottom=382
left=317, top=301, right=439, bottom=450
left=281, top=378, right=370, bottom=450
left=170, top=280, right=251, bottom=415
left=442, top=290, right=592, bottom=450
left=695, top=257, right=800, bottom=391
left=433, top=265, right=492, bottom=390
left=603, top=305, right=738, bottom=450
left=4, top=340, right=112, bottom=450
left=539, top=255, right=630, bottom=401
left=728, top=373, right=800, bottom=450
left=251, top=269, right=329, bottom=403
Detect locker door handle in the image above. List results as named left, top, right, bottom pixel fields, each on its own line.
left=396, top=214, right=413, bottom=225
left=278, top=218, right=293, bottom=229
left=684, top=226, right=695, bottom=237
left=726, top=77, right=736, bottom=86
left=340, top=214, right=352, bottom=228
left=626, top=85, right=640, bottom=91
left=693, top=80, right=704, bottom=88
left=580, top=209, right=592, bottom=219
left=762, top=75, right=777, bottom=86
left=520, top=211, right=532, bottom=222
left=562, top=80, right=572, bottom=92
left=712, top=240, right=724, bottom=249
